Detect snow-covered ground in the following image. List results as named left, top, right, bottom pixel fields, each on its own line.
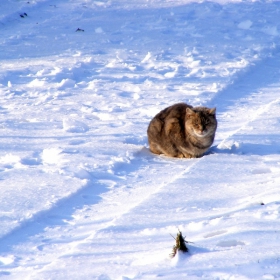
left=0, top=0, right=280, bottom=279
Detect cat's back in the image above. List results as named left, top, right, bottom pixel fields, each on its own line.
left=147, top=103, right=193, bottom=145
left=153, top=103, right=192, bottom=121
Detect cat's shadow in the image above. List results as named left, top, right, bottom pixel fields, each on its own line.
left=139, top=142, right=279, bottom=159
left=208, top=142, right=280, bottom=156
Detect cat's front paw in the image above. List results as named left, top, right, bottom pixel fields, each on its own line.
left=183, top=153, right=194, bottom=158
left=177, top=153, right=184, bottom=158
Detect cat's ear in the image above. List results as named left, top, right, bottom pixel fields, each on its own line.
left=208, top=107, right=216, bottom=115
left=186, top=107, right=195, bottom=117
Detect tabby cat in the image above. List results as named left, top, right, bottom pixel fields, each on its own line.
left=147, top=103, right=217, bottom=158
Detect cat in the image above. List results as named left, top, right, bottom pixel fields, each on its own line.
left=147, top=103, right=217, bottom=158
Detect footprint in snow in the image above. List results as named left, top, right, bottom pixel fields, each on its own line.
left=96, top=274, right=111, bottom=280
left=216, top=240, right=245, bottom=247
left=20, top=157, right=41, bottom=166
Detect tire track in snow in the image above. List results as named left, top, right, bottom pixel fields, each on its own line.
left=40, top=84, right=280, bottom=270
left=22, top=155, right=202, bottom=277
left=0, top=152, right=202, bottom=276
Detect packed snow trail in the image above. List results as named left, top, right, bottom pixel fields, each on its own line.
left=1, top=0, right=280, bottom=279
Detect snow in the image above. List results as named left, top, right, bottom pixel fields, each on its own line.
left=0, top=0, right=280, bottom=279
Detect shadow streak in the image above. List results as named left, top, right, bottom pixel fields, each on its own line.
left=209, top=46, right=280, bottom=112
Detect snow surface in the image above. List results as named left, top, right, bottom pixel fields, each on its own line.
left=0, top=0, right=280, bottom=279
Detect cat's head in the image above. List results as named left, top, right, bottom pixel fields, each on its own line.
left=185, top=107, right=217, bottom=137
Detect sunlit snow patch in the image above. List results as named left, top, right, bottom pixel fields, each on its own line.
left=63, top=118, right=89, bottom=133
left=64, top=165, right=91, bottom=180
left=0, top=255, right=15, bottom=265
left=0, top=154, right=21, bottom=164
left=171, top=250, right=188, bottom=267
left=57, top=79, right=76, bottom=89
left=95, top=27, right=104, bottom=33
left=41, top=148, right=64, bottom=165
left=262, top=26, right=278, bottom=36
left=238, top=20, right=252, bottom=30
left=217, top=140, right=241, bottom=152
left=141, top=52, right=152, bottom=63
left=0, top=154, right=23, bottom=168
left=27, top=78, right=45, bottom=88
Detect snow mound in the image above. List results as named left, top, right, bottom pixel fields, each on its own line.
left=63, top=118, right=89, bottom=133
left=57, top=79, right=76, bottom=89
